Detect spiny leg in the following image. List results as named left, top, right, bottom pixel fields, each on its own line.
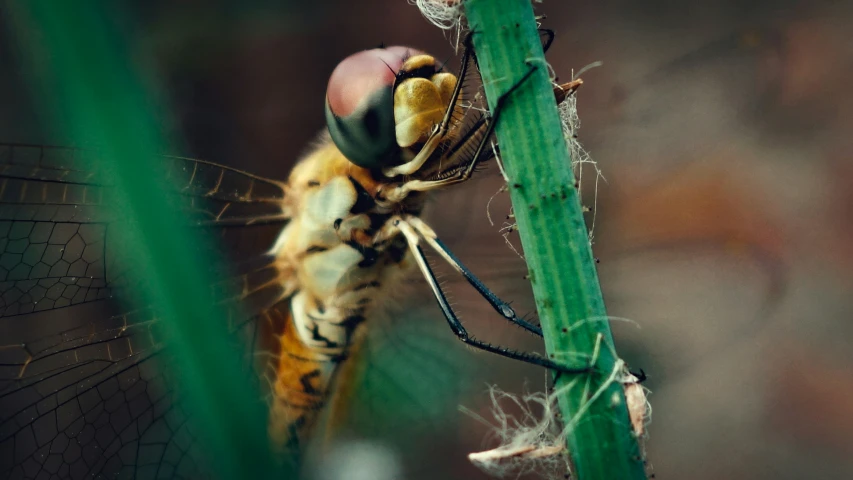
left=395, top=218, right=589, bottom=375
left=406, top=216, right=542, bottom=337
left=539, top=28, right=555, bottom=53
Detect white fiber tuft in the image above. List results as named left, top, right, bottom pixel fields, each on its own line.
left=463, top=386, right=571, bottom=479
left=555, top=62, right=605, bottom=242
left=410, top=0, right=464, bottom=30
left=410, top=0, right=465, bottom=49
left=465, top=330, right=649, bottom=479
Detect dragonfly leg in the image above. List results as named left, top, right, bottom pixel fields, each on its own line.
left=406, top=217, right=543, bottom=337
left=539, top=28, right=555, bottom=53
left=395, top=218, right=590, bottom=375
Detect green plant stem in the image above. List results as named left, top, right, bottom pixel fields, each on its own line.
left=463, top=1, right=647, bottom=478
left=7, top=4, right=283, bottom=478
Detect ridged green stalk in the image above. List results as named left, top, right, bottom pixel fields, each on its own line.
left=463, top=1, right=647, bottom=478
left=7, top=4, right=283, bottom=478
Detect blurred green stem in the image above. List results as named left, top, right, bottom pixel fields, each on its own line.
left=7, top=3, right=283, bottom=477
left=463, top=0, right=647, bottom=478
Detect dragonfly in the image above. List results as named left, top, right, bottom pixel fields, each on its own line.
left=0, top=33, right=583, bottom=478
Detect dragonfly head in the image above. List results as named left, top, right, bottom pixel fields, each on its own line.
left=325, top=46, right=458, bottom=173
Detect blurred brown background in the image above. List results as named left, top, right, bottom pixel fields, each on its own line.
left=2, top=1, right=852, bottom=479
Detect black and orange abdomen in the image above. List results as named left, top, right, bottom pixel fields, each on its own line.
left=266, top=304, right=347, bottom=450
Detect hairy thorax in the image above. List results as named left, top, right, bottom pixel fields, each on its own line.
left=265, top=137, right=425, bottom=446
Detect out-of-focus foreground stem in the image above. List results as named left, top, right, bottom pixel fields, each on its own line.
left=6, top=4, right=283, bottom=478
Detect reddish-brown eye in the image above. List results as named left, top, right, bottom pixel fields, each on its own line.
left=326, top=46, right=418, bottom=118
left=325, top=46, right=425, bottom=169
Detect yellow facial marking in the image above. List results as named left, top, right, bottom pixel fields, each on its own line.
left=394, top=74, right=458, bottom=148
left=400, top=54, right=435, bottom=71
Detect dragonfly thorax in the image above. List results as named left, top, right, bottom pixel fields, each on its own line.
left=274, top=141, right=422, bottom=348
left=266, top=138, right=424, bottom=446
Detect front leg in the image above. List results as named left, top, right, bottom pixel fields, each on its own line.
left=394, top=216, right=590, bottom=375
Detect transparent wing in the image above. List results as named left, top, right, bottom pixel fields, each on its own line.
left=0, top=143, right=290, bottom=479
left=0, top=142, right=289, bottom=318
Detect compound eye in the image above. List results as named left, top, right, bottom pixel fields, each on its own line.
left=325, top=46, right=421, bottom=169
